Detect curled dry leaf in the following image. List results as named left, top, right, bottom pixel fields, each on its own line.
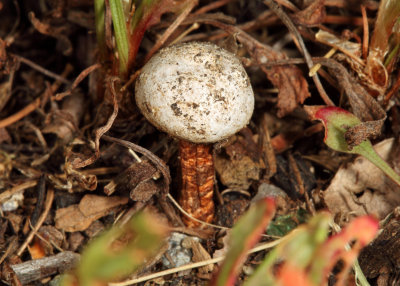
left=64, top=155, right=98, bottom=191
left=104, top=160, right=160, bottom=202
left=323, top=138, right=400, bottom=221
left=42, top=92, right=85, bottom=145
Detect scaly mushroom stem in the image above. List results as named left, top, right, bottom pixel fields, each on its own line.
left=179, top=140, right=214, bottom=227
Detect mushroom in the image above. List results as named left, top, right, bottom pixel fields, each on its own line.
left=135, top=41, right=254, bottom=227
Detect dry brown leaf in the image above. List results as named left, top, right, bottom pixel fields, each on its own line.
left=291, top=0, right=326, bottom=27
left=323, top=138, right=400, bottom=222
left=215, top=135, right=261, bottom=189
left=182, top=237, right=214, bottom=275
left=247, top=42, right=310, bottom=117
left=55, top=194, right=128, bottom=232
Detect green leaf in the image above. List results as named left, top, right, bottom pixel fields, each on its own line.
left=313, top=106, right=400, bottom=186
left=267, top=208, right=309, bottom=237
left=109, top=0, right=129, bottom=77
left=210, top=198, right=276, bottom=286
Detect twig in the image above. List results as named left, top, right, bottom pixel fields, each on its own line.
left=54, top=63, right=101, bottom=101
left=324, top=15, right=365, bottom=26
left=0, top=97, right=41, bottom=128
left=0, top=180, right=37, bottom=203
left=13, top=54, right=71, bottom=85
left=17, top=189, right=55, bottom=256
left=0, top=236, right=18, bottom=265
left=170, top=22, right=200, bottom=45
left=274, top=0, right=299, bottom=11
left=308, top=48, right=337, bottom=77
left=29, top=175, right=46, bottom=226
left=11, top=251, right=80, bottom=285
left=120, top=68, right=141, bottom=92
left=193, top=0, right=232, bottom=15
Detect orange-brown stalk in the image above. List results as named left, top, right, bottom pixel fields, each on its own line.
left=179, top=140, right=214, bottom=228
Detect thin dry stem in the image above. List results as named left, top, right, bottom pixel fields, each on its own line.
left=17, top=189, right=55, bottom=256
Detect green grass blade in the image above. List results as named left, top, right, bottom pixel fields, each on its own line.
left=94, top=0, right=106, bottom=60
left=109, top=0, right=129, bottom=76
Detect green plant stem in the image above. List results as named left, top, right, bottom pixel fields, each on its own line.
left=354, top=259, right=370, bottom=286
left=356, top=141, right=400, bottom=186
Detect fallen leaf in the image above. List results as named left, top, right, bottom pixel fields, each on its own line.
left=214, top=135, right=262, bottom=189
left=55, top=194, right=129, bottom=232
left=323, top=138, right=400, bottom=221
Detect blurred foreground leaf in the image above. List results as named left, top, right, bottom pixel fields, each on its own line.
left=62, top=211, right=167, bottom=286
left=244, top=214, right=378, bottom=286
left=210, top=198, right=276, bottom=286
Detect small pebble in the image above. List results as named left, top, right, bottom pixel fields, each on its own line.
left=162, top=232, right=192, bottom=268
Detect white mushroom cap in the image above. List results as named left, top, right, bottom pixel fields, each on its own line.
left=135, top=41, right=254, bottom=144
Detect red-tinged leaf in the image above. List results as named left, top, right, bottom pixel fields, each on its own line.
left=310, top=216, right=379, bottom=285
left=306, top=105, right=400, bottom=186
left=210, top=198, right=276, bottom=286
left=310, top=106, right=361, bottom=153
left=244, top=213, right=331, bottom=286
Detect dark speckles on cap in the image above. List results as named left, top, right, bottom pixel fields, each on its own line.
left=170, top=103, right=182, bottom=116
